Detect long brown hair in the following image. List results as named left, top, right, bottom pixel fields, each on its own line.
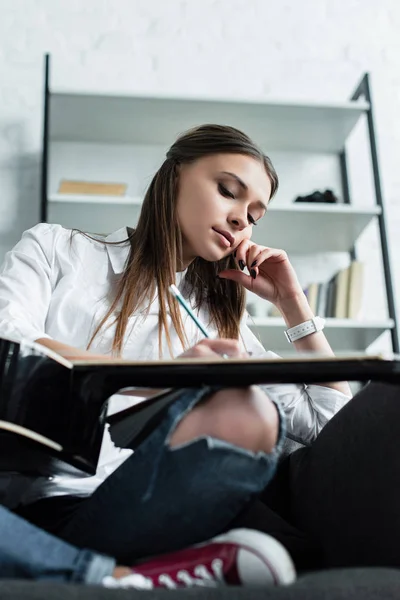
left=87, top=124, right=279, bottom=357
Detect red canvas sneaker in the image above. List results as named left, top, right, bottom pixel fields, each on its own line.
left=103, top=528, right=296, bottom=589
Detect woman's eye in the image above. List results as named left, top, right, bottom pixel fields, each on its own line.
left=218, top=183, right=257, bottom=226
left=218, top=183, right=235, bottom=199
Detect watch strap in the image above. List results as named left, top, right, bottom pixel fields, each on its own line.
left=284, top=316, right=325, bottom=343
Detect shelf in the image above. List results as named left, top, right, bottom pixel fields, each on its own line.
left=41, top=65, right=399, bottom=355
left=49, top=89, right=369, bottom=152
left=47, top=197, right=142, bottom=233
left=248, top=317, right=394, bottom=353
left=49, top=194, right=141, bottom=205
left=48, top=195, right=380, bottom=253
left=258, top=204, right=381, bottom=253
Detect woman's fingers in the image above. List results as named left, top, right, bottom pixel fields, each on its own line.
left=201, top=338, right=244, bottom=357
left=246, top=247, right=261, bottom=279
left=178, top=338, right=247, bottom=359
left=234, top=240, right=251, bottom=272
left=246, top=247, right=287, bottom=278
left=235, top=241, right=262, bottom=278
left=232, top=241, right=289, bottom=286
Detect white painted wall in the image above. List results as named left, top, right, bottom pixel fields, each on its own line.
left=0, top=0, right=399, bottom=348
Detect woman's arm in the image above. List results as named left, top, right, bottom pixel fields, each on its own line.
left=219, top=241, right=352, bottom=397
left=277, top=292, right=352, bottom=397
left=34, top=337, right=111, bottom=361
left=239, top=319, right=351, bottom=442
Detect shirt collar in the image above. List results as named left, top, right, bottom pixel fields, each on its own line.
left=105, top=228, right=188, bottom=283
left=105, top=227, right=131, bottom=274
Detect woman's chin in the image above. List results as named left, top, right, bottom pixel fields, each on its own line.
left=198, top=246, right=228, bottom=263
left=187, top=239, right=230, bottom=263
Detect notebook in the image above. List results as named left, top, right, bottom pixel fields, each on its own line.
left=1, top=335, right=399, bottom=474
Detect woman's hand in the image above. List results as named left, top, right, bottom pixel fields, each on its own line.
left=177, top=338, right=249, bottom=359
left=218, top=239, right=304, bottom=307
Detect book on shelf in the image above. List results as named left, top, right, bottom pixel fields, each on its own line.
left=334, top=266, right=351, bottom=318
left=325, top=275, right=337, bottom=319
left=1, top=335, right=399, bottom=478
left=347, top=261, right=364, bottom=319
left=306, top=282, right=319, bottom=314
left=305, top=260, right=364, bottom=319
left=58, top=180, right=128, bottom=196
left=316, top=280, right=330, bottom=317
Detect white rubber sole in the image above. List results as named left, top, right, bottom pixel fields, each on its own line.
left=212, top=528, right=297, bottom=586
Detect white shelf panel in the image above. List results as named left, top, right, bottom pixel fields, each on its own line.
left=47, top=198, right=142, bottom=234
left=248, top=317, right=394, bottom=353
left=49, top=194, right=141, bottom=205
left=49, top=90, right=369, bottom=152
left=257, top=204, right=381, bottom=253
left=48, top=196, right=380, bottom=254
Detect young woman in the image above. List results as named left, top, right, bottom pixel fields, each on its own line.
left=1, top=124, right=396, bottom=582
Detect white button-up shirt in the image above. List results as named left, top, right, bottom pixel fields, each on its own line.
left=0, top=223, right=349, bottom=499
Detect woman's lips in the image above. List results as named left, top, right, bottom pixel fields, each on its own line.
left=213, top=229, right=232, bottom=248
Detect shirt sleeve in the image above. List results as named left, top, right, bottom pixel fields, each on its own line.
left=0, top=223, right=61, bottom=344
left=239, top=312, right=351, bottom=444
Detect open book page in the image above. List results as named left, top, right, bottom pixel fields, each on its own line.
left=25, top=339, right=73, bottom=368
left=0, top=420, right=63, bottom=451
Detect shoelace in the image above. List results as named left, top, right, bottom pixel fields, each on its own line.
left=103, top=558, right=225, bottom=590
left=159, top=558, right=225, bottom=589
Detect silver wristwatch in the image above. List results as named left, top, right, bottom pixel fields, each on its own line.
left=284, top=316, right=326, bottom=343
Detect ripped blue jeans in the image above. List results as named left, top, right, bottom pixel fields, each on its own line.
left=57, top=386, right=285, bottom=563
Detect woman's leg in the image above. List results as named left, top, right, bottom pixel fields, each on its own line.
left=54, top=385, right=284, bottom=563
left=229, top=456, right=322, bottom=572
left=288, top=381, right=400, bottom=568
left=0, top=505, right=114, bottom=583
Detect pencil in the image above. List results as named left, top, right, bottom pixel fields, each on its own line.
left=169, top=284, right=210, bottom=338
left=169, top=284, right=229, bottom=359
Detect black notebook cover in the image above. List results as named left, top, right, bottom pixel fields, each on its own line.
left=2, top=333, right=400, bottom=473
left=104, top=353, right=400, bottom=450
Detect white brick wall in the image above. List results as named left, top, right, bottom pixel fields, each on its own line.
left=0, top=0, right=399, bottom=341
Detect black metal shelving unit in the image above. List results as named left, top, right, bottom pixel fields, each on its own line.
left=40, top=53, right=50, bottom=224
left=351, top=74, right=399, bottom=353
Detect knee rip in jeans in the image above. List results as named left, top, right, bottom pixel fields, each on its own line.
left=167, top=387, right=280, bottom=455
left=140, top=388, right=285, bottom=503
left=166, top=433, right=275, bottom=461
